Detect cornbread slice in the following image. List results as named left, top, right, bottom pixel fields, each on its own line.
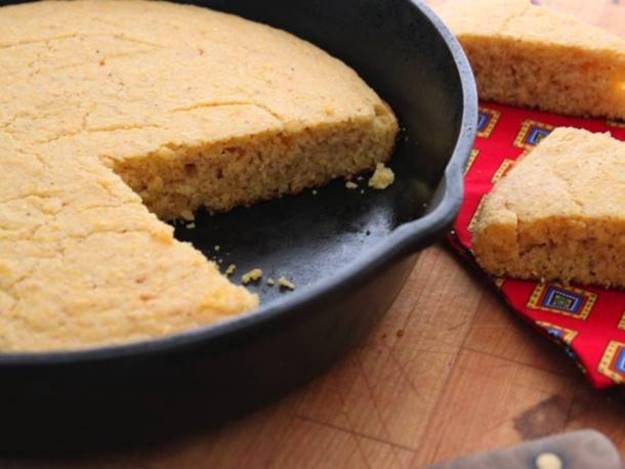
left=0, top=0, right=398, bottom=351
left=471, top=128, right=625, bottom=288
left=0, top=135, right=257, bottom=352
left=434, top=0, right=625, bottom=119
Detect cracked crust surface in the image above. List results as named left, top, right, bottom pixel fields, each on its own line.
left=434, top=0, right=625, bottom=119
left=471, top=128, right=625, bottom=288
left=0, top=0, right=398, bottom=351
left=0, top=133, right=258, bottom=351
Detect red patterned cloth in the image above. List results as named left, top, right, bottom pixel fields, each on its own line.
left=449, top=102, right=625, bottom=388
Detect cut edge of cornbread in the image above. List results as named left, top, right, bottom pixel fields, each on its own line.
left=434, top=0, right=625, bottom=120
left=471, top=127, right=625, bottom=288
left=113, top=107, right=397, bottom=220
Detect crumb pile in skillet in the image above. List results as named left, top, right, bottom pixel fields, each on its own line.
left=0, top=0, right=398, bottom=351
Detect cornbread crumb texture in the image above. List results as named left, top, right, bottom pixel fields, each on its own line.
left=0, top=0, right=398, bottom=351
left=472, top=127, right=625, bottom=288
left=225, top=264, right=236, bottom=276
left=241, top=269, right=263, bottom=285
left=435, top=0, right=625, bottom=119
left=345, top=181, right=358, bottom=190
left=368, top=163, right=395, bottom=190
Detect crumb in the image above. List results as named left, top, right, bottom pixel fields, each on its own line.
left=345, top=181, right=358, bottom=190
left=241, top=268, right=263, bottom=284
left=277, top=276, right=296, bottom=290
left=368, top=163, right=395, bottom=190
left=180, top=209, right=195, bottom=221
left=186, top=222, right=195, bottom=229
left=217, top=258, right=223, bottom=264
left=225, top=264, right=236, bottom=276
left=312, top=189, right=318, bottom=196
left=396, top=329, right=404, bottom=338
left=214, top=245, right=221, bottom=251
left=356, top=176, right=364, bottom=181
left=267, top=278, right=275, bottom=286
left=360, top=189, right=365, bottom=194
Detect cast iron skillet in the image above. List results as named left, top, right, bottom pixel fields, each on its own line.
left=0, top=0, right=476, bottom=452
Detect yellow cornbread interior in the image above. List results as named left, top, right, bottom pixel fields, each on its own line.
left=472, top=128, right=625, bottom=288
left=435, top=0, right=625, bottom=119
left=0, top=0, right=398, bottom=351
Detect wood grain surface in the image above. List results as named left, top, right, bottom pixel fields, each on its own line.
left=8, top=0, right=625, bottom=467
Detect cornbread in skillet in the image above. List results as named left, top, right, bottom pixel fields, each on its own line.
left=0, top=0, right=398, bottom=351
left=434, top=0, right=625, bottom=119
left=472, top=128, right=625, bottom=288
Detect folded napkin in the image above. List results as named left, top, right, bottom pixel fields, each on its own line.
left=449, top=102, right=625, bottom=388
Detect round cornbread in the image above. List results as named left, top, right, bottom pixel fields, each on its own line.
left=0, top=1, right=398, bottom=351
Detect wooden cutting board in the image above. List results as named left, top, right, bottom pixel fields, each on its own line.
left=6, top=1, right=625, bottom=467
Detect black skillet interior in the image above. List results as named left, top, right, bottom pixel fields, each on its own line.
left=0, top=0, right=476, bottom=452
left=173, top=0, right=465, bottom=301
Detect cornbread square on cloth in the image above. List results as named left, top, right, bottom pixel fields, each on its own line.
left=450, top=103, right=625, bottom=388
left=434, top=0, right=625, bottom=119
left=472, top=127, right=625, bottom=288
left=0, top=0, right=398, bottom=351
